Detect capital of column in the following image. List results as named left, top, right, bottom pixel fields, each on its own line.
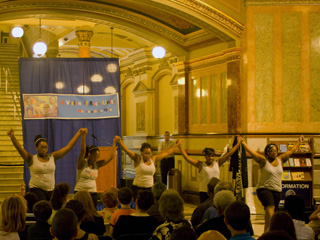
left=75, top=26, right=94, bottom=45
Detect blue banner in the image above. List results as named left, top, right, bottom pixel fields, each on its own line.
left=23, top=93, right=119, bottom=119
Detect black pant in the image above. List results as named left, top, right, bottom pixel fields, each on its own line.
left=161, top=157, right=175, bottom=185
left=30, top=188, right=53, bottom=201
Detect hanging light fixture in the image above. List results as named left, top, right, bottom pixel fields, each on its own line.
left=152, top=46, right=166, bottom=58
left=11, top=26, right=24, bottom=38
left=33, top=18, right=47, bottom=57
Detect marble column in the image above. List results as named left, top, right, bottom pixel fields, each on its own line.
left=176, top=62, right=189, bottom=134
left=75, top=26, right=93, bottom=58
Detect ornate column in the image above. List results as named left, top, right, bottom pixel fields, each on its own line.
left=75, top=26, right=93, bottom=58
left=46, top=40, right=59, bottom=58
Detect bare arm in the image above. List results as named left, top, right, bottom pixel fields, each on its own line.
left=114, top=135, right=139, bottom=163
left=52, top=128, right=85, bottom=161
left=218, top=136, right=244, bottom=166
left=178, top=142, right=202, bottom=170
left=153, top=140, right=182, bottom=164
left=96, top=136, right=117, bottom=168
left=241, top=140, right=266, bottom=167
left=309, top=205, right=320, bottom=221
left=7, top=128, right=33, bottom=166
left=279, top=136, right=304, bottom=162
left=76, top=128, right=88, bottom=169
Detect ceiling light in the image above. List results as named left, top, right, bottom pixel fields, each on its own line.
left=33, top=18, right=47, bottom=57
left=11, top=27, right=24, bottom=38
left=152, top=46, right=166, bottom=58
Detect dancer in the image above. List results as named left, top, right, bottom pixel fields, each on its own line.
left=7, top=128, right=86, bottom=201
left=178, top=136, right=243, bottom=203
left=74, top=129, right=117, bottom=207
left=241, top=135, right=303, bottom=232
left=114, top=135, right=181, bottom=198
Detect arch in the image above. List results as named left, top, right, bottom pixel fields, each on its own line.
left=120, top=77, right=135, bottom=136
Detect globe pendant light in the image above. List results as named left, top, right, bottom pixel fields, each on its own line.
left=33, top=18, right=47, bottom=57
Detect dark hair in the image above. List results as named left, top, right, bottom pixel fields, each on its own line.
left=269, top=211, right=297, bottom=240
left=118, top=187, right=133, bottom=205
left=34, top=135, right=48, bottom=147
left=85, top=145, right=100, bottom=158
left=65, top=199, right=85, bottom=223
left=202, top=148, right=215, bottom=156
left=258, top=230, right=294, bottom=240
left=24, top=192, right=39, bottom=213
left=33, top=200, right=52, bottom=221
left=224, top=201, right=250, bottom=231
left=136, top=190, right=154, bottom=211
left=171, top=225, right=197, bottom=240
left=140, top=143, right=152, bottom=152
left=207, top=177, right=220, bottom=194
left=52, top=208, right=78, bottom=240
left=50, top=182, right=70, bottom=210
left=284, top=195, right=305, bottom=220
left=151, top=182, right=167, bottom=200
left=264, top=144, right=278, bottom=156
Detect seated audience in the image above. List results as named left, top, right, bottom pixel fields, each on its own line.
left=198, top=230, right=227, bottom=240
left=269, top=211, right=297, bottom=240
left=113, top=190, right=159, bottom=239
left=284, top=195, right=314, bottom=240
left=110, top=187, right=135, bottom=235
left=48, top=182, right=70, bottom=225
left=28, top=200, right=53, bottom=240
left=224, top=201, right=255, bottom=240
left=171, top=225, right=197, bottom=240
left=147, top=182, right=167, bottom=224
left=99, top=188, right=119, bottom=225
left=0, top=195, right=27, bottom=240
left=24, top=192, right=39, bottom=222
left=65, top=199, right=99, bottom=240
left=258, top=230, right=295, bottom=240
left=73, top=190, right=105, bottom=236
left=152, top=189, right=192, bottom=240
left=50, top=208, right=78, bottom=240
left=308, top=205, right=320, bottom=235
left=196, top=190, right=236, bottom=238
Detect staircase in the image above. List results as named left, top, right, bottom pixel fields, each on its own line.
left=0, top=43, right=24, bottom=201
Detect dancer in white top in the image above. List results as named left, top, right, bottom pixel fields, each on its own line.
left=178, top=136, right=243, bottom=203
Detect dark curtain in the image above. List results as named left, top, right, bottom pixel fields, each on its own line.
left=19, top=58, right=121, bottom=191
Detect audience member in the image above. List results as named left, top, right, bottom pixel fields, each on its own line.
left=269, top=211, right=297, bottom=240
left=308, top=205, right=320, bottom=235
left=224, top=201, right=255, bottom=240
left=28, top=200, right=53, bottom=240
left=171, top=225, right=197, bottom=240
left=152, top=189, right=192, bottom=240
left=147, top=182, right=167, bottom=224
left=0, top=195, right=27, bottom=240
left=258, top=230, right=294, bottom=240
left=24, top=192, right=39, bottom=213
left=65, top=199, right=99, bottom=240
left=113, top=190, right=159, bottom=239
left=110, top=187, right=135, bottom=235
left=48, top=182, right=70, bottom=225
left=73, top=190, right=105, bottom=236
left=285, top=195, right=314, bottom=240
left=50, top=208, right=78, bottom=240
left=198, top=230, right=227, bottom=240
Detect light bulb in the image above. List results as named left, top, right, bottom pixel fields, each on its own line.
left=33, top=41, right=47, bottom=56
left=11, top=27, right=24, bottom=38
left=152, top=46, right=166, bottom=58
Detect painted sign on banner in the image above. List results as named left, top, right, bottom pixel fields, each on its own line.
left=279, top=181, right=312, bottom=208
left=23, top=93, right=119, bottom=119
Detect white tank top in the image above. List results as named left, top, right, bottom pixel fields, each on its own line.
left=199, top=161, right=220, bottom=192
left=257, top=157, right=283, bottom=192
left=74, top=161, right=99, bottom=192
left=29, top=154, right=55, bottom=191
left=133, top=158, right=155, bottom=188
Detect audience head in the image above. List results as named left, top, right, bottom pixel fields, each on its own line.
left=213, top=190, right=236, bottom=216
left=65, top=199, right=85, bottom=223
left=269, top=211, right=296, bottom=240
left=24, top=192, right=39, bottom=213
left=214, top=181, right=233, bottom=195
left=171, top=225, right=197, bottom=240
left=33, top=200, right=52, bottom=222
left=51, top=208, right=78, bottom=240
left=0, top=195, right=27, bottom=233
left=73, top=190, right=99, bottom=221
left=117, top=187, right=133, bottom=205
left=51, top=182, right=70, bottom=210
left=100, top=188, right=119, bottom=208
left=198, top=230, right=227, bottom=240
left=136, top=190, right=154, bottom=211
left=151, top=182, right=167, bottom=201
left=284, top=194, right=305, bottom=220
left=207, top=177, right=220, bottom=195
left=224, top=201, right=250, bottom=232
left=159, top=189, right=184, bottom=222
left=258, top=230, right=294, bottom=240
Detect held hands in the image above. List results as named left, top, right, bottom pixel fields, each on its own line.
left=79, top=128, right=88, bottom=135
left=114, top=135, right=121, bottom=143
left=237, top=136, right=244, bottom=144
left=175, top=139, right=183, bottom=146
left=7, top=128, right=14, bottom=137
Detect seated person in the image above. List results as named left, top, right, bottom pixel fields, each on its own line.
left=98, top=188, right=119, bottom=225
left=50, top=208, right=78, bottom=240
left=113, top=190, right=159, bottom=239
left=110, top=187, right=135, bottom=235
left=171, top=225, right=197, bottom=240
left=65, top=199, right=99, bottom=240
left=198, top=230, right=227, bottom=240
left=28, top=200, right=53, bottom=240
left=308, top=205, right=320, bottom=235
left=269, top=211, right=297, bottom=240
left=258, top=230, right=295, bottom=240
left=147, top=182, right=167, bottom=224
left=224, top=201, right=255, bottom=240
left=24, top=192, right=39, bottom=222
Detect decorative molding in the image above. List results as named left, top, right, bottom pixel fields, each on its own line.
left=132, top=80, right=154, bottom=97
left=245, top=0, right=320, bottom=5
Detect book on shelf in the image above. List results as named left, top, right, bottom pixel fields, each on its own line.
left=282, top=170, right=291, bottom=180
left=288, top=143, right=295, bottom=151
left=299, top=142, right=310, bottom=152
left=306, top=158, right=312, bottom=166
left=283, top=161, right=289, bottom=167
left=280, top=144, right=287, bottom=152
left=294, top=158, right=300, bottom=166
left=291, top=172, right=305, bottom=180
left=299, top=158, right=307, bottom=167
left=289, top=158, right=294, bottom=166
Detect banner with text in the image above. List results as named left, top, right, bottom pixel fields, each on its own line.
left=23, top=93, right=119, bottom=119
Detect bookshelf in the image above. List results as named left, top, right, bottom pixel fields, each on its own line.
left=267, top=137, right=314, bottom=208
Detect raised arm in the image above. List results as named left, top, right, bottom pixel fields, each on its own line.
left=7, top=128, right=33, bottom=166
left=241, top=140, right=266, bottom=167
left=96, top=136, right=117, bottom=168
left=178, top=142, right=202, bottom=170
left=52, top=128, right=86, bottom=161
left=153, top=140, right=182, bottom=164
left=114, top=135, right=138, bottom=163
left=76, top=128, right=88, bottom=169
left=279, top=136, right=304, bottom=162
left=218, top=136, right=244, bottom=166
